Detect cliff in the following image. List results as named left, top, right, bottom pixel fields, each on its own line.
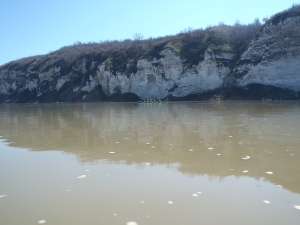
left=0, top=5, right=300, bottom=103
left=234, top=6, right=300, bottom=91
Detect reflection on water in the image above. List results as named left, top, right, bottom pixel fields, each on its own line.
left=0, top=102, right=300, bottom=225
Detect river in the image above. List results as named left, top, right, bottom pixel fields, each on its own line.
left=0, top=101, right=299, bottom=225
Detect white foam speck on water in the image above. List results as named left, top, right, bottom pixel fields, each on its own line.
left=241, top=156, right=251, bottom=160
left=230, top=169, right=234, bottom=170
left=217, top=154, right=221, bottom=156
left=146, top=215, right=150, bottom=217
left=38, top=220, right=46, bottom=224
left=109, top=152, right=115, bottom=154
left=263, top=200, right=270, bottom=204
left=266, top=172, right=273, bottom=174
left=189, top=149, right=193, bottom=151
left=229, top=136, right=232, bottom=137
left=290, top=154, right=294, bottom=156
left=294, top=205, right=300, bottom=210
left=151, top=146, right=155, bottom=148
left=170, top=144, right=172, bottom=145
left=168, top=201, right=173, bottom=204
left=126, top=222, right=138, bottom=225
left=277, top=185, right=282, bottom=188
left=192, top=194, right=198, bottom=197
left=146, top=143, right=151, bottom=145
left=197, top=192, right=202, bottom=194
left=208, top=147, right=214, bottom=150
left=116, top=142, right=119, bottom=144
left=243, top=170, right=248, bottom=173
left=286, top=150, right=290, bottom=151
left=77, top=175, right=86, bottom=179
left=113, top=214, right=117, bottom=216
left=145, top=163, right=150, bottom=165
left=86, top=170, right=89, bottom=172
left=238, top=142, right=243, bottom=144
left=0, top=195, right=6, bottom=198
left=140, top=201, right=144, bottom=203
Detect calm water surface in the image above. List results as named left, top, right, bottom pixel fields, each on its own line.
left=0, top=101, right=300, bottom=225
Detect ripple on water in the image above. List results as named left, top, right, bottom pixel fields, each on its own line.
left=241, top=156, right=250, bottom=160
left=38, top=220, right=46, bottom=224
left=77, top=175, right=86, bottom=178
left=126, top=222, right=138, bottom=225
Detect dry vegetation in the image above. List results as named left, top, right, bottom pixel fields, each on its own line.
left=265, top=4, right=300, bottom=38
left=6, top=4, right=300, bottom=74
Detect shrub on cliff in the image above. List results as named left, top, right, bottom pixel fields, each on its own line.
left=1, top=17, right=262, bottom=73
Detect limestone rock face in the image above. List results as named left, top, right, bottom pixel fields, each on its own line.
left=234, top=15, right=300, bottom=91
left=96, top=49, right=233, bottom=99
left=0, top=48, right=234, bottom=102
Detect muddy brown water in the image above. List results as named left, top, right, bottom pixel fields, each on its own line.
left=0, top=101, right=300, bottom=225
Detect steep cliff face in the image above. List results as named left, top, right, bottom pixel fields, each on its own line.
left=98, top=49, right=234, bottom=99
left=0, top=47, right=235, bottom=102
left=234, top=12, right=300, bottom=91
left=0, top=7, right=300, bottom=103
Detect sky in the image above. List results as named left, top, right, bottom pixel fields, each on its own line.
left=0, top=0, right=298, bottom=66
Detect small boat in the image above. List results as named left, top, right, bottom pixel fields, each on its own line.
left=137, top=99, right=162, bottom=103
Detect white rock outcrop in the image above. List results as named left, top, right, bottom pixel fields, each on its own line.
left=234, top=16, right=300, bottom=91
left=95, top=49, right=233, bottom=99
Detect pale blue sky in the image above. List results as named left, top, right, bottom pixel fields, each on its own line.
left=0, top=0, right=298, bottom=66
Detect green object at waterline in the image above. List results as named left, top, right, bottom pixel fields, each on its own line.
left=137, top=100, right=162, bottom=103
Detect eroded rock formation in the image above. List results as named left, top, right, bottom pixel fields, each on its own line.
left=0, top=7, right=299, bottom=102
